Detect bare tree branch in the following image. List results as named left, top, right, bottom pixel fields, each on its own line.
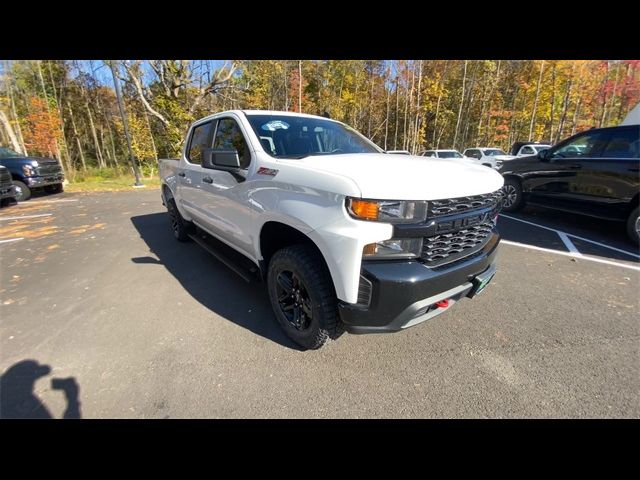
left=188, top=61, right=238, bottom=115
left=120, top=61, right=171, bottom=128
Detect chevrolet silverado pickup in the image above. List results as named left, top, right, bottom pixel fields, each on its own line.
left=159, top=110, right=504, bottom=349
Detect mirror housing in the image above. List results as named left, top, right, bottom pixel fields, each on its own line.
left=203, top=148, right=241, bottom=170
left=537, top=149, right=551, bottom=162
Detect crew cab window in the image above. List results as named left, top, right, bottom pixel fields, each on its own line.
left=214, top=118, right=251, bottom=168
left=600, top=128, right=640, bottom=159
left=552, top=131, right=608, bottom=158
left=468, top=150, right=481, bottom=159
left=187, top=121, right=212, bottom=165
left=521, top=146, right=534, bottom=155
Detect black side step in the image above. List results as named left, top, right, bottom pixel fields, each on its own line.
left=187, top=232, right=260, bottom=283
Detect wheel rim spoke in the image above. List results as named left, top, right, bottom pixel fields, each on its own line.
left=275, top=269, right=312, bottom=331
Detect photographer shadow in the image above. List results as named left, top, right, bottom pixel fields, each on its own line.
left=0, top=360, right=81, bottom=419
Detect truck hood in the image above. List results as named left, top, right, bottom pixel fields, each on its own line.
left=296, top=153, right=504, bottom=200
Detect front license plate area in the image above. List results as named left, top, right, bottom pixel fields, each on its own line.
left=467, top=265, right=496, bottom=298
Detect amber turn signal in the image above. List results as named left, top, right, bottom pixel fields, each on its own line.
left=348, top=199, right=379, bottom=220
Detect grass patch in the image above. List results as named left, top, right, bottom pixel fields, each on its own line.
left=66, top=174, right=160, bottom=192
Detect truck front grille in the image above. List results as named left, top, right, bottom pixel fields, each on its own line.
left=421, top=220, right=495, bottom=267
left=428, top=190, right=502, bottom=217
left=36, top=162, right=63, bottom=176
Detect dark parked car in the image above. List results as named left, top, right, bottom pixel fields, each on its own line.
left=0, top=165, right=18, bottom=206
left=499, top=125, right=640, bottom=244
left=0, top=146, right=64, bottom=201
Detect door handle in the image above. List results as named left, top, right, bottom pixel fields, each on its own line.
left=178, top=172, right=186, bottom=177
left=202, top=176, right=213, bottom=184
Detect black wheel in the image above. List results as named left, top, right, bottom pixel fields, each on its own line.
left=627, top=207, right=639, bottom=245
left=166, top=198, right=192, bottom=242
left=267, top=244, right=344, bottom=350
left=12, top=180, right=30, bottom=201
left=45, top=183, right=64, bottom=194
left=501, top=178, right=524, bottom=212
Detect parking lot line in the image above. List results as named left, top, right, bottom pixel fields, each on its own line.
left=501, top=239, right=640, bottom=272
left=557, top=231, right=582, bottom=255
left=16, top=199, right=78, bottom=205
left=0, top=237, right=24, bottom=245
left=0, top=213, right=53, bottom=222
left=500, top=214, right=640, bottom=259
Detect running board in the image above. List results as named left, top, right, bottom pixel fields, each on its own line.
left=187, top=232, right=259, bottom=283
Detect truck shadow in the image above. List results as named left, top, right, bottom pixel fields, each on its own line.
left=130, top=213, right=303, bottom=350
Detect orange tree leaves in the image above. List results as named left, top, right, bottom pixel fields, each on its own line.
left=22, top=97, right=62, bottom=157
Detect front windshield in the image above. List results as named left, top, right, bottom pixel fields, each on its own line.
left=0, top=146, right=24, bottom=158
left=482, top=149, right=506, bottom=156
left=245, top=114, right=381, bottom=159
left=438, top=151, right=463, bottom=158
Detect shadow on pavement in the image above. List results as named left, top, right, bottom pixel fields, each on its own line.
left=130, top=212, right=302, bottom=350
left=0, top=360, right=81, bottom=419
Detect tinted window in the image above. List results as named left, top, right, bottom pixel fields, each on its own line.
left=521, top=146, right=534, bottom=154
left=600, top=128, right=640, bottom=159
left=187, top=122, right=212, bottom=165
left=483, top=149, right=505, bottom=156
left=438, top=151, right=463, bottom=158
left=423, top=151, right=435, bottom=157
left=214, top=118, right=251, bottom=168
left=468, top=150, right=481, bottom=159
left=552, top=131, right=609, bottom=158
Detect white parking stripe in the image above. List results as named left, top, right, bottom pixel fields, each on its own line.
left=558, top=231, right=582, bottom=255
left=0, top=213, right=52, bottom=221
left=501, top=240, right=640, bottom=272
left=0, top=237, right=24, bottom=245
left=500, top=214, right=640, bottom=259
left=16, top=199, right=78, bottom=205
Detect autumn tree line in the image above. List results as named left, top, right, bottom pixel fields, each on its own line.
left=0, top=60, right=638, bottom=181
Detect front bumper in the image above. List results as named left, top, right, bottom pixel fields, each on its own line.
left=338, top=231, right=499, bottom=333
left=26, top=174, right=64, bottom=188
left=0, top=184, right=17, bottom=201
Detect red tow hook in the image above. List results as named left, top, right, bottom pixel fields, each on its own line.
left=435, top=299, right=450, bottom=309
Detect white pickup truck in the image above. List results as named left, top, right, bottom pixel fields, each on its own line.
left=159, top=110, right=504, bottom=349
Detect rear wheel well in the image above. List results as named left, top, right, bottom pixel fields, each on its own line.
left=162, top=184, right=173, bottom=200
left=259, top=222, right=330, bottom=280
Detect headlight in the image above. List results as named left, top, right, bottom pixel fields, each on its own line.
left=346, top=198, right=428, bottom=224
left=363, top=238, right=423, bottom=259
left=22, top=165, right=36, bottom=176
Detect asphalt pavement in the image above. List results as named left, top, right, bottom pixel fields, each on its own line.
left=0, top=189, right=638, bottom=418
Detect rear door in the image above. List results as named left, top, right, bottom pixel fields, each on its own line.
left=178, top=120, right=215, bottom=224
left=570, top=126, right=640, bottom=220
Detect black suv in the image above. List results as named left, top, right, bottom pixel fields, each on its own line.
left=499, top=125, right=640, bottom=244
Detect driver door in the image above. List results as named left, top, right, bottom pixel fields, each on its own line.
left=527, top=130, right=609, bottom=209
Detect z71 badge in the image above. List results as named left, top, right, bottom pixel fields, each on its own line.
left=257, top=167, right=279, bottom=177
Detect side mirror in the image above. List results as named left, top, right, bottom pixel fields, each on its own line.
left=203, top=148, right=241, bottom=170
left=538, top=149, right=550, bottom=161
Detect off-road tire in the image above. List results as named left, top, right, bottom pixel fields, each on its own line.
left=267, top=244, right=344, bottom=350
left=167, top=198, right=192, bottom=242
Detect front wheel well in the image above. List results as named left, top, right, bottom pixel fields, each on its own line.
left=259, top=222, right=330, bottom=279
